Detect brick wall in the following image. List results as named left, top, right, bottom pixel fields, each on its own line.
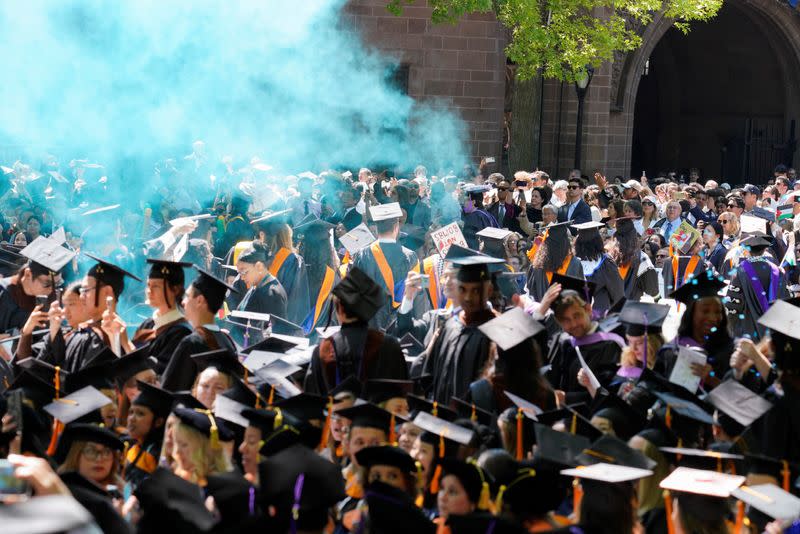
left=342, top=0, right=507, bottom=164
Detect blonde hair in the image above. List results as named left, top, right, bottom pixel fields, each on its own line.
left=173, top=422, right=232, bottom=484
left=57, top=440, right=124, bottom=488
left=620, top=334, right=664, bottom=369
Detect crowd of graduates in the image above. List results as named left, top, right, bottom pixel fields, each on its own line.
left=0, top=148, right=798, bottom=534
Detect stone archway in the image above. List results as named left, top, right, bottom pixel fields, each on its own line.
left=608, top=0, right=800, bottom=181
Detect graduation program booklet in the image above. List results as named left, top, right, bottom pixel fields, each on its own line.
left=669, top=345, right=707, bottom=393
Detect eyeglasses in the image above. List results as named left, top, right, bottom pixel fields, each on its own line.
left=656, top=254, right=669, bottom=259
left=567, top=185, right=580, bottom=190
left=81, top=445, right=114, bottom=461
left=718, top=219, right=731, bottom=224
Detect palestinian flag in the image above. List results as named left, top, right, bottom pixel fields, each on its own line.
left=776, top=204, right=794, bottom=221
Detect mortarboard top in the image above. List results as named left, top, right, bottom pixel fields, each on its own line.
left=146, top=258, right=191, bottom=284
left=190, top=265, right=238, bottom=303
left=252, top=357, right=303, bottom=383
left=504, top=390, right=543, bottom=420
left=190, top=349, right=246, bottom=379
left=535, top=403, right=603, bottom=441
left=204, top=471, right=260, bottom=530
left=571, top=221, right=606, bottom=232
left=652, top=390, right=715, bottom=426
left=399, top=224, right=427, bottom=250
left=241, top=335, right=297, bottom=355
left=446, top=513, right=526, bottom=534
left=249, top=208, right=293, bottom=226
left=590, top=390, right=647, bottom=441
left=464, top=184, right=492, bottom=195
left=364, top=379, right=413, bottom=405
left=407, top=394, right=457, bottom=421
left=413, top=411, right=475, bottom=446
left=444, top=245, right=505, bottom=267
left=336, top=402, right=394, bottom=434
left=133, top=381, right=175, bottom=419
left=85, top=252, right=142, bottom=284
left=478, top=307, right=545, bottom=351
left=108, top=344, right=155, bottom=386
left=575, top=434, right=656, bottom=471
left=258, top=444, right=346, bottom=531
left=220, top=376, right=261, bottom=408
left=19, top=236, right=76, bottom=274
left=658, top=446, right=744, bottom=470
left=668, top=270, right=726, bottom=305
left=533, top=423, right=591, bottom=467
left=365, top=482, right=436, bottom=534
left=739, top=233, right=772, bottom=249
left=355, top=445, right=418, bottom=474
left=54, top=422, right=124, bottom=464
left=706, top=379, right=773, bottom=427
left=15, top=356, right=69, bottom=391
left=758, top=299, right=800, bottom=341
left=173, top=406, right=235, bottom=442
left=172, top=390, right=206, bottom=411
left=731, top=484, right=800, bottom=522
left=330, top=375, right=363, bottom=401
left=44, top=385, right=111, bottom=425
left=293, top=215, right=336, bottom=236
left=619, top=301, right=670, bottom=336
left=550, top=272, right=596, bottom=301
left=331, top=266, right=386, bottom=322
left=659, top=466, right=744, bottom=497
left=450, top=397, right=494, bottom=427
left=369, top=202, right=403, bottom=222
left=561, top=462, right=654, bottom=483
left=275, top=393, right=327, bottom=422
left=64, top=357, right=115, bottom=393
left=399, top=332, right=425, bottom=356
left=0, top=495, right=95, bottom=534
left=135, top=467, right=217, bottom=533
left=476, top=227, right=513, bottom=241
left=213, top=393, right=251, bottom=429
left=241, top=406, right=298, bottom=435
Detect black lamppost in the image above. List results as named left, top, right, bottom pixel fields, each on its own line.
left=574, top=66, right=595, bottom=169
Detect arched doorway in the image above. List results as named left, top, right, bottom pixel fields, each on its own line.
left=626, top=1, right=800, bottom=184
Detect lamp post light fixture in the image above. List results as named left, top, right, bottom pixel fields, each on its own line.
left=573, top=65, right=595, bottom=170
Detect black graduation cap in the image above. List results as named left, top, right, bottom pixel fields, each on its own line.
left=355, top=445, right=417, bottom=474
left=534, top=403, right=603, bottom=441
left=706, top=379, right=774, bottom=428
left=258, top=444, right=346, bottom=532
left=220, top=376, right=262, bottom=408
left=330, top=375, right=362, bottom=401
left=446, top=512, right=527, bottom=534
left=739, top=233, right=772, bottom=249
left=54, top=422, right=124, bottom=464
left=132, top=380, right=174, bottom=419
left=65, top=357, right=116, bottom=393
left=478, top=307, right=544, bottom=351
left=293, top=216, right=336, bottom=236
left=364, top=482, right=436, bottom=534
left=668, top=270, right=726, bottom=305
left=14, top=357, right=69, bottom=399
left=399, top=332, right=425, bottom=357
left=135, top=467, right=217, bottom=533
left=438, top=458, right=492, bottom=507
left=652, top=390, right=715, bottom=426
left=451, top=397, right=494, bottom=427
left=204, top=471, right=261, bottom=531
left=108, top=344, right=156, bottom=387
left=400, top=224, right=427, bottom=250
left=173, top=406, right=235, bottom=442
left=407, top=394, right=457, bottom=421
left=190, top=266, right=238, bottom=311
left=190, top=349, right=246, bottom=379
left=731, top=483, right=800, bottom=522
left=550, top=272, right=595, bottom=302
left=496, top=459, right=566, bottom=519
left=590, top=390, right=647, bottom=441
left=364, top=379, right=413, bottom=405
left=146, top=258, right=191, bottom=285
left=533, top=423, right=591, bottom=467
left=619, top=301, right=670, bottom=336
left=331, top=266, right=387, bottom=322
left=241, top=406, right=295, bottom=435
left=172, top=390, right=206, bottom=411
left=44, top=386, right=112, bottom=425
left=336, top=402, right=394, bottom=434
left=275, top=393, right=327, bottom=423
left=575, top=434, right=657, bottom=470
left=240, top=335, right=297, bottom=355
left=444, top=245, right=504, bottom=283
left=85, top=253, right=142, bottom=297
left=19, top=236, right=76, bottom=275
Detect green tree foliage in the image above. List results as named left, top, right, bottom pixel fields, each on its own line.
left=387, top=0, right=722, bottom=81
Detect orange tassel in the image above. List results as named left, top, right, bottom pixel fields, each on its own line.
left=318, top=396, right=333, bottom=451
left=735, top=500, right=745, bottom=532
left=388, top=412, right=396, bottom=445
left=432, top=401, right=438, bottom=418
left=515, top=408, right=524, bottom=460
left=782, top=460, right=790, bottom=492
left=572, top=478, right=583, bottom=518
left=663, top=490, right=676, bottom=534
left=717, top=457, right=723, bottom=473
left=729, top=460, right=737, bottom=476
left=470, top=404, right=477, bottom=422
left=46, top=419, right=63, bottom=456
left=267, top=385, right=275, bottom=406
left=335, top=443, right=343, bottom=458
left=430, top=465, right=443, bottom=494
left=54, top=366, right=60, bottom=400
left=665, top=405, right=672, bottom=429
left=570, top=412, right=577, bottom=435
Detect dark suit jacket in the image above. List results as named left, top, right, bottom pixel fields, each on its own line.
left=487, top=201, right=522, bottom=233
left=557, top=199, right=592, bottom=227
left=338, top=207, right=363, bottom=232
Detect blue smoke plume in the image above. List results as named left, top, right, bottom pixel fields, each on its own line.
left=0, top=0, right=467, bottom=176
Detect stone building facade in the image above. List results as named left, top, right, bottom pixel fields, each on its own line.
left=345, top=0, right=800, bottom=184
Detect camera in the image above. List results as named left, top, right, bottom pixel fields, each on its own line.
left=0, top=460, right=30, bottom=500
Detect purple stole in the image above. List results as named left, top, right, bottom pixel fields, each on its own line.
left=739, top=259, right=780, bottom=314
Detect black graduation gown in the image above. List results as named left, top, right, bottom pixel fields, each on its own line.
left=545, top=331, right=623, bottom=405
left=725, top=258, right=787, bottom=340
left=462, top=209, right=499, bottom=249
left=581, top=255, right=624, bottom=316
left=160, top=326, right=238, bottom=391
left=0, top=276, right=33, bottom=333
left=303, top=323, right=407, bottom=396
left=747, top=381, right=800, bottom=492
left=273, top=251, right=311, bottom=326
left=420, top=309, right=495, bottom=403
left=352, top=241, right=419, bottom=331
left=622, top=253, right=659, bottom=301
left=525, top=257, right=585, bottom=302
left=230, top=274, right=288, bottom=345
left=37, top=325, right=109, bottom=374
left=656, top=336, right=733, bottom=389
left=661, top=255, right=708, bottom=296
left=59, top=471, right=133, bottom=534
left=132, top=317, right=193, bottom=375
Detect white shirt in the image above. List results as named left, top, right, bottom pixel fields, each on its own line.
left=153, top=308, right=184, bottom=330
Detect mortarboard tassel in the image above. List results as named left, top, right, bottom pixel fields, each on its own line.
left=716, top=456, right=722, bottom=473
left=469, top=460, right=491, bottom=512
left=494, top=485, right=507, bottom=513
left=782, top=460, right=791, bottom=492
left=248, top=486, right=255, bottom=516
left=665, top=405, right=672, bottom=429
left=46, top=366, right=64, bottom=456
left=267, top=385, right=275, bottom=407
left=728, top=460, right=736, bottom=476
left=663, top=490, right=676, bottom=534
left=572, top=478, right=583, bottom=519
left=429, top=435, right=446, bottom=494
left=290, top=473, right=305, bottom=534
left=570, top=412, right=577, bottom=435
left=470, top=403, right=477, bottom=422
left=273, top=407, right=283, bottom=430
left=414, top=461, right=425, bottom=507
left=319, top=397, right=333, bottom=451
left=199, top=409, right=221, bottom=450
left=734, top=500, right=745, bottom=532
left=515, top=408, right=524, bottom=460
left=431, top=401, right=438, bottom=418
left=335, top=443, right=343, bottom=458
left=388, top=412, right=396, bottom=445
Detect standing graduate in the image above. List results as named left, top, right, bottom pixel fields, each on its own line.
left=725, top=233, right=787, bottom=340
left=661, top=229, right=709, bottom=297
left=573, top=221, right=624, bottom=316
left=131, top=259, right=193, bottom=375
left=525, top=220, right=584, bottom=302
left=420, top=246, right=502, bottom=403
left=612, top=217, right=659, bottom=301
left=303, top=267, right=407, bottom=396
left=160, top=267, right=238, bottom=391
left=352, top=202, right=419, bottom=331
left=461, top=184, right=499, bottom=249
left=38, top=254, right=140, bottom=373
left=295, top=216, right=340, bottom=337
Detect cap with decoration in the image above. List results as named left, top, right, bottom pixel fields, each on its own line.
left=85, top=253, right=142, bottom=298
left=561, top=462, right=653, bottom=483
left=20, top=236, right=76, bottom=275
left=369, top=202, right=403, bottom=222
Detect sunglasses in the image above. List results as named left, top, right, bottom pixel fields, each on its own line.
left=567, top=185, right=581, bottom=190
left=656, top=254, right=669, bottom=259
left=727, top=204, right=738, bottom=208
left=497, top=187, right=510, bottom=191
left=718, top=219, right=731, bottom=224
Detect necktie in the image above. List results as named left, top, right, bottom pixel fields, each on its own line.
left=665, top=221, right=673, bottom=238
left=304, top=200, right=309, bottom=215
